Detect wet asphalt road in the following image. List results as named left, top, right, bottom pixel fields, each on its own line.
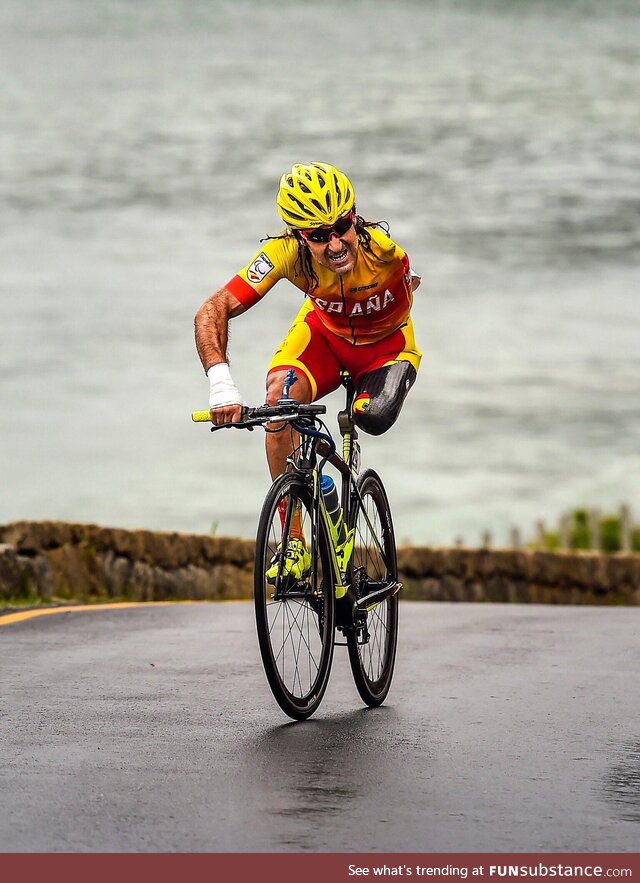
left=1, top=601, right=639, bottom=853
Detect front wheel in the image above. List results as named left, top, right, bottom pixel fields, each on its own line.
left=254, top=473, right=335, bottom=720
left=346, top=469, right=399, bottom=707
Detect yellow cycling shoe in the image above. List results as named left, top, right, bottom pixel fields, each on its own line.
left=266, top=538, right=311, bottom=584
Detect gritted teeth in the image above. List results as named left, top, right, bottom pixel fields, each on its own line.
left=329, top=248, right=348, bottom=261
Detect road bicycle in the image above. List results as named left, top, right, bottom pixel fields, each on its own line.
left=192, top=369, right=400, bottom=720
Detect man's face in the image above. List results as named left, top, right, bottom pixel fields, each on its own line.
left=300, top=218, right=359, bottom=275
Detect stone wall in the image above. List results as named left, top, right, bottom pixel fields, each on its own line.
left=1, top=521, right=639, bottom=606
left=398, top=546, right=640, bottom=605
left=0, top=521, right=254, bottom=604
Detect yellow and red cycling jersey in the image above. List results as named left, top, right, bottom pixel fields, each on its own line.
left=225, top=226, right=414, bottom=346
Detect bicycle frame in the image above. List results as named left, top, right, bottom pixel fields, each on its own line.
left=193, top=370, right=399, bottom=624
left=283, top=378, right=399, bottom=625
left=193, top=370, right=401, bottom=717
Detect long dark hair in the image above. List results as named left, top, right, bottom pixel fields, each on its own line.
left=260, top=213, right=390, bottom=295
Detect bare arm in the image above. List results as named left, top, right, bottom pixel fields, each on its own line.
left=194, top=287, right=246, bottom=373
left=194, top=287, right=247, bottom=424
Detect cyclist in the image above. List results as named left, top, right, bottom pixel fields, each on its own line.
left=194, top=162, right=422, bottom=577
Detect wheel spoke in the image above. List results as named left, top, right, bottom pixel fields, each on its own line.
left=268, top=599, right=321, bottom=681
left=254, top=476, right=335, bottom=719
left=347, top=471, right=398, bottom=706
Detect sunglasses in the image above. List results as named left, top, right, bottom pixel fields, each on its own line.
left=299, top=212, right=355, bottom=243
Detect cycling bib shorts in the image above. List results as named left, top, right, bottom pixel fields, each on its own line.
left=267, top=299, right=422, bottom=400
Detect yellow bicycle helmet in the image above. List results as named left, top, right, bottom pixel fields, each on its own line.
left=277, top=162, right=355, bottom=229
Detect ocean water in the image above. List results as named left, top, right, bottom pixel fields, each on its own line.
left=1, top=0, right=639, bottom=545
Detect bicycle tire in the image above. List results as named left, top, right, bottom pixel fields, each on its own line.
left=346, top=469, right=399, bottom=707
left=254, top=472, right=335, bottom=720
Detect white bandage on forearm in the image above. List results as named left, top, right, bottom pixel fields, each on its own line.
left=207, top=363, right=243, bottom=409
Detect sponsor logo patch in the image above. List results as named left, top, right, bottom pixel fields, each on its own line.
left=353, top=392, right=370, bottom=414
left=247, top=252, right=274, bottom=284
left=349, top=282, right=377, bottom=293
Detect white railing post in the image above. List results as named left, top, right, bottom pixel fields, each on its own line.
left=588, top=509, right=601, bottom=550
left=620, top=504, right=632, bottom=552
left=559, top=513, right=571, bottom=550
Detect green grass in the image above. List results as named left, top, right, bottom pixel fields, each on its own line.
left=535, top=508, right=640, bottom=552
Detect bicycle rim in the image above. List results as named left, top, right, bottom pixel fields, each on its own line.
left=254, top=473, right=335, bottom=720
left=347, top=469, right=399, bottom=706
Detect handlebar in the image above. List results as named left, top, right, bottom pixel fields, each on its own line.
left=191, top=402, right=327, bottom=432
left=192, top=399, right=337, bottom=469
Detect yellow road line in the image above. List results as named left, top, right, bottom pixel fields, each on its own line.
left=0, top=599, right=246, bottom=627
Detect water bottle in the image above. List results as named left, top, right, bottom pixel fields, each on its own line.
left=320, top=475, right=347, bottom=547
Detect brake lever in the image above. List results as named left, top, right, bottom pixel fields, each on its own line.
left=210, top=420, right=256, bottom=432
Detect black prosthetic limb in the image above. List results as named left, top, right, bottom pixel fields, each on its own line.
left=351, top=361, right=417, bottom=436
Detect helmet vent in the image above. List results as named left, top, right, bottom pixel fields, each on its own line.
left=276, top=163, right=355, bottom=228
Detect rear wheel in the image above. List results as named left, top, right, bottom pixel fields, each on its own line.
left=346, top=469, right=399, bottom=706
left=254, top=473, right=335, bottom=720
